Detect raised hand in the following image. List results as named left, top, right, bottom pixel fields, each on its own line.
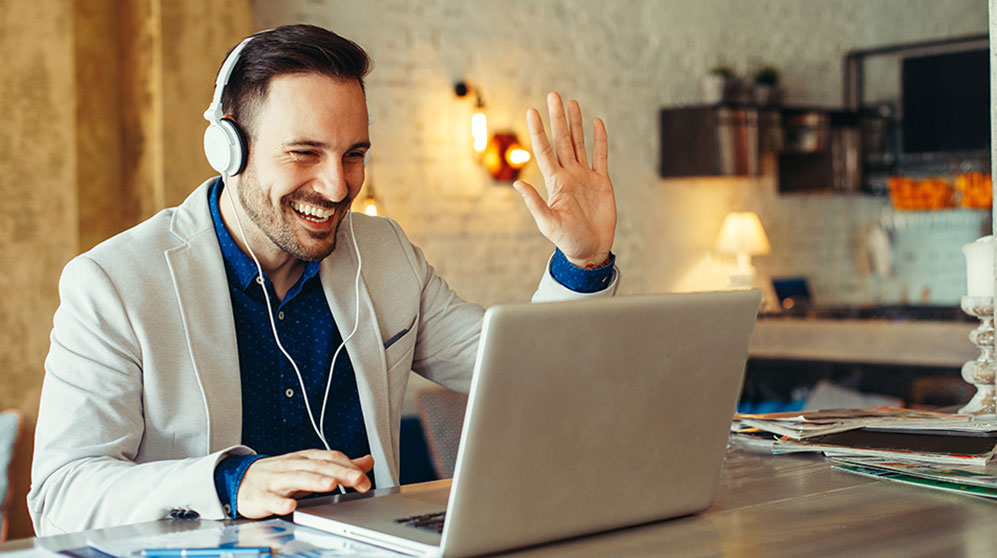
left=513, top=92, right=616, bottom=268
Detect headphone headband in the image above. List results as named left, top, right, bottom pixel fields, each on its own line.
left=204, top=36, right=254, bottom=123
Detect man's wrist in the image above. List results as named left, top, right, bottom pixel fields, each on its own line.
left=565, top=252, right=613, bottom=270
left=214, top=453, right=266, bottom=518
left=550, top=248, right=616, bottom=293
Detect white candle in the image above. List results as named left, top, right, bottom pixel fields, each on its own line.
left=963, top=235, right=994, bottom=297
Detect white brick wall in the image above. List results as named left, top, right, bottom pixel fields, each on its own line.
left=253, top=0, right=988, bottom=306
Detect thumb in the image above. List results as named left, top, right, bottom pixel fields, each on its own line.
left=513, top=180, right=555, bottom=229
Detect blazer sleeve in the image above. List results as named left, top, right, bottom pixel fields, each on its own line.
left=28, top=256, right=247, bottom=535
left=532, top=253, right=620, bottom=302
left=384, top=219, right=619, bottom=394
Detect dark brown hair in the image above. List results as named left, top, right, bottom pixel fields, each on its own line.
left=220, top=24, right=371, bottom=137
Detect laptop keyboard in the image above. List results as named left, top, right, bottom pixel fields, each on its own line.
left=394, top=511, right=447, bottom=534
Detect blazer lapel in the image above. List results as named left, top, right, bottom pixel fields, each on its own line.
left=320, top=239, right=397, bottom=486
left=165, top=180, right=243, bottom=453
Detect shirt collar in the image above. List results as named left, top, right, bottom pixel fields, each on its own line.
left=208, top=178, right=322, bottom=292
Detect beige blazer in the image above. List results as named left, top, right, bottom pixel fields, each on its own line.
left=28, top=179, right=618, bottom=535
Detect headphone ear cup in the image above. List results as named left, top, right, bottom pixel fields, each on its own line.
left=203, top=117, right=248, bottom=176
left=225, top=118, right=249, bottom=175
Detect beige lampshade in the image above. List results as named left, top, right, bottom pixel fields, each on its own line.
left=715, top=212, right=771, bottom=256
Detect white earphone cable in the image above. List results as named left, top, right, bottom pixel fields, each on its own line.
left=320, top=210, right=363, bottom=442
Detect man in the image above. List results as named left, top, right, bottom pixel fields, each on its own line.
left=29, top=24, right=618, bottom=535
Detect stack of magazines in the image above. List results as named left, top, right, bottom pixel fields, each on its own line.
left=731, top=407, right=997, bottom=500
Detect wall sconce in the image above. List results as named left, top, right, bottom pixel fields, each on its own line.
left=456, top=82, right=488, bottom=155
left=456, top=81, right=531, bottom=181
left=715, top=211, right=770, bottom=289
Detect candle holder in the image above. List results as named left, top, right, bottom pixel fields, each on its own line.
left=959, top=296, right=995, bottom=416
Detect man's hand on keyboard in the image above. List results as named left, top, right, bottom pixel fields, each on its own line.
left=237, top=449, right=374, bottom=518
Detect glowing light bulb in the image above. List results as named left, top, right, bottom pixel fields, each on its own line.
left=356, top=187, right=381, bottom=217
left=361, top=198, right=378, bottom=216
left=506, top=148, right=531, bottom=167
left=471, top=111, right=488, bottom=153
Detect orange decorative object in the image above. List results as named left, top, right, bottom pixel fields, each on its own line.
left=954, top=171, right=993, bottom=209
left=481, top=132, right=531, bottom=181
left=887, top=176, right=955, bottom=210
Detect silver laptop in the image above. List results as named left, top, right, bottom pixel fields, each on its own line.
left=294, top=290, right=762, bottom=557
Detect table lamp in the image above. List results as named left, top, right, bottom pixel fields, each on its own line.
left=715, top=211, right=771, bottom=289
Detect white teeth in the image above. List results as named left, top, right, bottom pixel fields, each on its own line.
left=292, top=201, right=334, bottom=220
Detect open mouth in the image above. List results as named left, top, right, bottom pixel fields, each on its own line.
left=291, top=201, right=335, bottom=223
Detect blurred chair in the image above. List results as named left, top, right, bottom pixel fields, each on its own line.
left=415, top=388, right=468, bottom=479
left=0, top=409, right=22, bottom=542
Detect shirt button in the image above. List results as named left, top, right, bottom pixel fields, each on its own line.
left=256, top=276, right=264, bottom=285
left=285, top=388, right=294, bottom=398
left=278, top=311, right=285, bottom=320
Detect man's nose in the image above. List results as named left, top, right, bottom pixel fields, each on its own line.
left=313, top=160, right=350, bottom=203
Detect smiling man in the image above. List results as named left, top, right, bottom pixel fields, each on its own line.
left=29, top=24, right=619, bottom=534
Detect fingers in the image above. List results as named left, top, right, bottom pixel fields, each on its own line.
left=547, top=92, right=574, bottom=167
left=237, top=450, right=375, bottom=519
left=526, top=108, right=555, bottom=177
left=267, top=469, right=347, bottom=495
left=592, top=117, right=608, bottom=176
left=530, top=93, right=599, bottom=170
left=526, top=92, right=609, bottom=179
left=567, top=100, right=587, bottom=166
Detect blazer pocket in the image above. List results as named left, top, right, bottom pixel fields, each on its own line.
left=384, top=327, right=411, bottom=350
left=384, top=314, right=417, bottom=349
left=384, top=316, right=417, bottom=371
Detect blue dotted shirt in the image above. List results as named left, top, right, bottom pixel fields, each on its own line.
left=208, top=179, right=616, bottom=517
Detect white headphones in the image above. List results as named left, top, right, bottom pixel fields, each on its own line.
left=203, top=36, right=255, bottom=176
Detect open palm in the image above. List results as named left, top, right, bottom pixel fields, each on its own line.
left=514, top=92, right=617, bottom=268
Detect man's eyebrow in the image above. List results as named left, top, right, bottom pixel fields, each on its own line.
left=282, top=140, right=371, bottom=150
left=282, top=139, right=327, bottom=148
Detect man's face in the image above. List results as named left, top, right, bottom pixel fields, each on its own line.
left=235, top=73, right=370, bottom=261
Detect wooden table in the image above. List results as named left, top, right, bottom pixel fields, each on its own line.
left=5, top=448, right=997, bottom=557
left=503, top=449, right=997, bottom=557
